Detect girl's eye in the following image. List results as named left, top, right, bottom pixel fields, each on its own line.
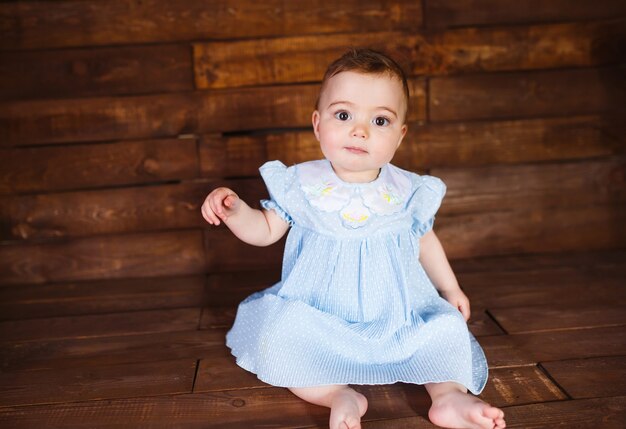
left=374, top=117, right=390, bottom=127
left=335, top=111, right=351, bottom=121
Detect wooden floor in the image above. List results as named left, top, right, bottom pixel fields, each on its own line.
left=1, top=249, right=625, bottom=428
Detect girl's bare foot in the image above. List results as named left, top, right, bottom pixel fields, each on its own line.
left=288, top=385, right=368, bottom=429
left=329, top=387, right=368, bottom=429
left=426, top=383, right=505, bottom=429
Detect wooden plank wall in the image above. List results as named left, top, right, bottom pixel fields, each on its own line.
left=1, top=0, right=625, bottom=285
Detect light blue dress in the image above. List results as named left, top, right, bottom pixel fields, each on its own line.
left=226, top=159, right=488, bottom=394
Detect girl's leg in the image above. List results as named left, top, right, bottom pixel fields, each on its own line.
left=289, top=385, right=368, bottom=429
left=425, top=382, right=505, bottom=429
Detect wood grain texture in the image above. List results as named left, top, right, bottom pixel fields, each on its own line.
left=541, top=356, right=626, bottom=399
left=460, top=266, right=626, bottom=309
left=451, top=248, right=626, bottom=274
left=194, top=20, right=625, bottom=88
left=482, top=325, right=626, bottom=368
left=437, top=202, right=626, bottom=259
left=0, top=230, right=206, bottom=284
left=0, top=359, right=197, bottom=407
left=0, top=0, right=422, bottom=50
left=425, top=0, right=626, bottom=28
left=0, top=179, right=265, bottom=240
left=501, top=396, right=626, bottom=429
left=0, top=275, right=206, bottom=320
left=409, top=114, right=624, bottom=168
left=0, top=137, right=198, bottom=194
left=436, top=157, right=626, bottom=215
left=0, top=330, right=226, bottom=371
left=204, top=228, right=285, bottom=272
left=430, top=67, right=623, bottom=122
left=0, top=308, right=201, bottom=342
left=0, top=44, right=193, bottom=100
left=489, top=305, right=626, bottom=334
left=206, top=269, right=281, bottom=306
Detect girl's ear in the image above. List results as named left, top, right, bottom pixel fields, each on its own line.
left=312, top=110, right=321, bottom=141
left=396, top=124, right=408, bottom=148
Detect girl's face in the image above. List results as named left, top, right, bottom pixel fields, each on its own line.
left=312, top=71, right=408, bottom=183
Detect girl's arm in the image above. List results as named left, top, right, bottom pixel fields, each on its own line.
left=201, top=187, right=289, bottom=247
left=419, top=229, right=471, bottom=321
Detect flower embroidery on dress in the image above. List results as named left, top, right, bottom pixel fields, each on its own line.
left=340, top=198, right=371, bottom=229
left=298, top=160, right=411, bottom=228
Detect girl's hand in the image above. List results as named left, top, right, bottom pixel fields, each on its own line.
left=201, top=187, right=240, bottom=226
left=440, top=288, right=471, bottom=321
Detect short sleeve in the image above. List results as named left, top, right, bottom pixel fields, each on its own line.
left=409, top=175, right=446, bottom=236
left=259, top=160, right=293, bottom=225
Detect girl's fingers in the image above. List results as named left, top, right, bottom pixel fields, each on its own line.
left=224, top=194, right=239, bottom=210
left=202, top=202, right=219, bottom=225
left=201, top=188, right=238, bottom=226
left=459, top=302, right=470, bottom=321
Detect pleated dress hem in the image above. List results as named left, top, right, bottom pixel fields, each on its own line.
left=226, top=337, right=488, bottom=395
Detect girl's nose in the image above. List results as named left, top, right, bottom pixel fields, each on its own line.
left=351, top=123, right=368, bottom=139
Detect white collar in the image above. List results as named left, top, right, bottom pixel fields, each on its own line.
left=297, top=160, right=411, bottom=228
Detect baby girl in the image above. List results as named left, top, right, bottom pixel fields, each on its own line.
left=201, top=48, right=505, bottom=429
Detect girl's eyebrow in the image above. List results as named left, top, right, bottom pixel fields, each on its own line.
left=327, top=101, right=398, bottom=118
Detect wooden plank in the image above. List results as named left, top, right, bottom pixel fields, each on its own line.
left=468, top=311, right=505, bottom=336
left=461, top=267, right=626, bottom=309
left=0, top=230, right=206, bottom=284
left=438, top=202, right=626, bottom=259
left=0, top=137, right=198, bottom=194
left=194, top=20, right=625, bottom=88
left=0, top=275, right=206, bottom=321
left=482, top=326, right=626, bottom=368
left=206, top=270, right=281, bottom=307
left=0, top=388, right=331, bottom=429
left=483, top=365, right=566, bottom=405
left=410, top=115, right=625, bottom=168
left=200, top=114, right=624, bottom=177
left=361, top=396, right=626, bottom=429
left=0, top=0, right=422, bottom=50
left=429, top=67, right=622, bottom=122
left=541, top=356, right=626, bottom=399
left=194, top=348, right=267, bottom=392
left=361, top=417, right=436, bottom=428
left=0, top=359, right=196, bottom=407
left=451, top=249, right=626, bottom=274
left=204, top=228, right=285, bottom=272
left=0, top=80, right=425, bottom=146
left=0, top=308, right=201, bottom=343
left=435, top=157, right=626, bottom=215
left=500, top=396, right=626, bottom=429
left=489, top=305, right=626, bottom=334
left=425, top=0, right=626, bottom=28
left=0, top=44, right=192, bottom=100
left=0, top=179, right=265, bottom=241
left=0, top=330, right=226, bottom=372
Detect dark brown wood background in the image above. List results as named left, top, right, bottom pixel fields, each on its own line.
left=1, top=0, right=625, bottom=285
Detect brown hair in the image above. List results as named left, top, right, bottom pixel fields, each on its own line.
left=316, top=48, right=410, bottom=120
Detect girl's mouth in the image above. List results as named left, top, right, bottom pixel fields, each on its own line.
left=345, top=146, right=368, bottom=155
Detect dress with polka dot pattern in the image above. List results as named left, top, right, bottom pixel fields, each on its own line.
left=226, top=159, right=488, bottom=394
